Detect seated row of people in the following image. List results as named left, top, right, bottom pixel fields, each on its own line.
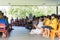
left=30, top=18, right=43, bottom=34
left=25, top=16, right=44, bottom=30
left=30, top=14, right=60, bottom=40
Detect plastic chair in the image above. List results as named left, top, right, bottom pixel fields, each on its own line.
left=0, top=23, right=8, bottom=37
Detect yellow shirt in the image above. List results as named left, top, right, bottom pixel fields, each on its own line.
left=58, top=21, right=60, bottom=30
left=44, top=19, right=50, bottom=26
left=49, top=18, right=58, bottom=30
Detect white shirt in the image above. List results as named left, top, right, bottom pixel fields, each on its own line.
left=37, top=22, right=43, bottom=28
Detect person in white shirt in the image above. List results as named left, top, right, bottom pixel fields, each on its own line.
left=30, top=18, right=43, bottom=34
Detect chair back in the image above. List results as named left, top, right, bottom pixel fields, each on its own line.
left=0, top=23, right=6, bottom=28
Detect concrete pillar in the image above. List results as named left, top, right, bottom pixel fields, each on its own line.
left=56, top=6, right=58, bottom=15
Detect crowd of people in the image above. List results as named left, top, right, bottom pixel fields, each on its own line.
left=11, top=14, right=60, bottom=40
left=29, top=14, right=60, bottom=40
left=0, top=10, right=60, bottom=40
left=11, top=13, right=60, bottom=40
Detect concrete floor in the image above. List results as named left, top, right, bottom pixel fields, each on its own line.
left=0, top=26, right=59, bottom=40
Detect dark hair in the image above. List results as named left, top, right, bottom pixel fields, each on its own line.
left=51, top=14, right=56, bottom=18
left=51, top=14, right=55, bottom=16
left=2, top=13, right=4, bottom=16
left=51, top=14, right=58, bottom=19
left=44, top=16, right=47, bottom=18
left=0, top=11, right=4, bottom=16
left=47, top=15, right=51, bottom=19
left=58, top=15, right=60, bottom=19
left=0, top=11, right=2, bottom=13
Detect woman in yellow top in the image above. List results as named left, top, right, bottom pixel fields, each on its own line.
left=42, top=16, right=51, bottom=37
left=44, top=18, right=50, bottom=26
left=58, top=21, right=60, bottom=31
left=57, top=17, right=60, bottom=40
left=58, top=23, right=60, bottom=40
left=48, top=14, right=58, bottom=40
left=49, top=17, right=58, bottom=30
left=45, top=14, right=58, bottom=31
left=42, top=14, right=58, bottom=38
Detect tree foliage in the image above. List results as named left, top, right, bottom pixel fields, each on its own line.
left=9, top=6, right=56, bottom=18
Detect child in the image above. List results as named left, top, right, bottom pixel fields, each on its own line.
left=58, top=16, right=60, bottom=40
left=46, top=14, right=58, bottom=40
left=42, top=16, right=51, bottom=37
left=49, top=14, right=58, bottom=30
left=30, top=18, right=43, bottom=34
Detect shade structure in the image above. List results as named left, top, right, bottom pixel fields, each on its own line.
left=0, top=0, right=59, bottom=6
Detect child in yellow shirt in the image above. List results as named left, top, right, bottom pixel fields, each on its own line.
left=42, top=14, right=58, bottom=38
left=42, top=16, right=51, bottom=37
left=58, top=17, right=60, bottom=40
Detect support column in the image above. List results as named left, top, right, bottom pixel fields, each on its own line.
left=56, top=6, right=58, bottom=15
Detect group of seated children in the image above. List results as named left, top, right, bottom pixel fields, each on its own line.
left=30, top=14, right=60, bottom=40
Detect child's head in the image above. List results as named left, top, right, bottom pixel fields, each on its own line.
left=46, top=15, right=51, bottom=19
left=38, top=18, right=42, bottom=22
left=4, top=16, right=8, bottom=20
left=0, top=11, right=4, bottom=19
left=44, top=16, right=47, bottom=20
left=51, top=14, right=56, bottom=19
left=58, top=15, right=60, bottom=20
